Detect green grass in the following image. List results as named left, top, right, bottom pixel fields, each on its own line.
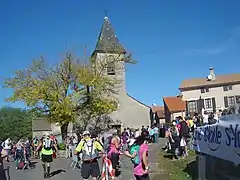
left=157, top=150, right=198, bottom=180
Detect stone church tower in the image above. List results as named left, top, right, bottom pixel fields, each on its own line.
left=32, top=16, right=150, bottom=140
left=91, top=16, right=150, bottom=129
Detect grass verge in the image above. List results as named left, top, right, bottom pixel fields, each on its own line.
left=157, top=150, right=198, bottom=180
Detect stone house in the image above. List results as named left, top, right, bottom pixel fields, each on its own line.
left=179, top=67, right=240, bottom=116
left=32, top=118, right=52, bottom=138
left=150, top=106, right=165, bottom=126
left=32, top=118, right=73, bottom=143
left=163, top=96, right=186, bottom=123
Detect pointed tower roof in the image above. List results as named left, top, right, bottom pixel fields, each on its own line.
left=94, top=16, right=125, bottom=54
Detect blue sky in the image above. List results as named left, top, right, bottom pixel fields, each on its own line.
left=1, top=0, right=240, bottom=107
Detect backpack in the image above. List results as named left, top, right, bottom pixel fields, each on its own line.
left=81, top=139, right=98, bottom=161
left=129, top=144, right=141, bottom=165
left=33, top=138, right=38, bottom=145
left=43, top=139, right=53, bottom=151
left=103, top=136, right=112, bottom=152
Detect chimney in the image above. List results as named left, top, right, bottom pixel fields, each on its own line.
left=209, top=67, right=216, bottom=81
left=178, top=92, right=184, bottom=101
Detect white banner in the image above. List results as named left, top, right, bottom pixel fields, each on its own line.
left=193, top=114, right=240, bottom=164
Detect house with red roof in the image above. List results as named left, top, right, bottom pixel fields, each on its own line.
left=163, top=96, right=186, bottom=123
left=150, top=106, right=165, bottom=126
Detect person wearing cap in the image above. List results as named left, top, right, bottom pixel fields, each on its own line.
left=75, top=130, right=105, bottom=180
left=36, top=133, right=58, bottom=179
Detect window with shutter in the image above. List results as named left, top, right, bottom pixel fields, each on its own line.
left=236, top=95, right=240, bottom=104
left=212, top=97, right=216, bottom=112
left=197, top=99, right=204, bottom=114
left=224, top=96, right=228, bottom=108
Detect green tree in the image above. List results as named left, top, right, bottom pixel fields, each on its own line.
left=4, top=52, right=134, bottom=141
left=0, top=107, right=32, bottom=141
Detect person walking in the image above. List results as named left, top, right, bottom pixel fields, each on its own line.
left=169, top=121, right=180, bottom=160
left=75, top=130, right=105, bottom=180
left=149, top=127, right=155, bottom=143
left=124, top=133, right=150, bottom=180
left=0, top=142, right=9, bottom=180
left=178, top=116, right=190, bottom=158
left=107, top=129, right=121, bottom=179
left=32, top=137, right=39, bottom=158
left=122, top=130, right=129, bottom=151
left=36, top=133, right=58, bottom=179
left=153, top=125, right=159, bottom=143
left=2, top=138, right=12, bottom=157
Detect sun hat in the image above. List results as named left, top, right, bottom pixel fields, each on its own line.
left=83, top=130, right=90, bottom=136
left=44, top=132, right=50, bottom=137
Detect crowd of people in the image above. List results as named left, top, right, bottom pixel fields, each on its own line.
left=76, top=126, right=152, bottom=180
left=0, top=133, right=59, bottom=180
left=64, top=125, right=154, bottom=180
left=164, top=116, right=190, bottom=160
left=0, top=110, right=227, bottom=180
left=163, top=109, right=225, bottom=160
left=0, top=125, right=155, bottom=180
left=0, top=105, right=237, bottom=180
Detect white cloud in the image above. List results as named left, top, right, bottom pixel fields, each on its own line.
left=186, top=26, right=240, bottom=55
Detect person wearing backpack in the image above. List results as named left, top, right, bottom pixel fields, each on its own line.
left=75, top=130, right=105, bottom=180
left=36, top=133, right=58, bottom=179
left=124, top=133, right=150, bottom=180
left=0, top=143, right=9, bottom=180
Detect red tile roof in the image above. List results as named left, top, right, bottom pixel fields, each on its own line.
left=163, top=96, right=186, bottom=113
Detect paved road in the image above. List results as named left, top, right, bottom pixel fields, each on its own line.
left=6, top=139, right=165, bottom=180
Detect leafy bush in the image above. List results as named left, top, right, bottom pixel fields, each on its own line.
left=58, top=143, right=66, bottom=150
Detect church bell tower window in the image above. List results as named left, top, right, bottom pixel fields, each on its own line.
left=107, top=55, right=116, bottom=75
